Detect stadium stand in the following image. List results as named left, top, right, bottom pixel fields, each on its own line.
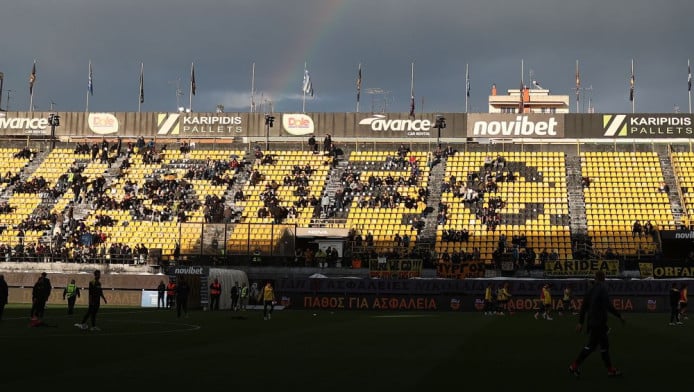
left=342, top=149, right=430, bottom=255
left=581, top=151, right=675, bottom=257
left=227, top=150, right=332, bottom=255
left=0, top=138, right=690, bottom=270
left=436, top=151, right=571, bottom=267
left=672, top=151, right=694, bottom=222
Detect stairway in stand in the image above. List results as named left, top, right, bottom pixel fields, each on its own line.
left=564, top=152, right=591, bottom=258
left=417, top=157, right=446, bottom=250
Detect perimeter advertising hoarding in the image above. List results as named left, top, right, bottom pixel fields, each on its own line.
left=19, top=112, right=468, bottom=139
left=466, top=114, right=565, bottom=138
left=286, top=294, right=663, bottom=312
left=0, top=111, right=51, bottom=135
left=574, top=114, right=694, bottom=138
left=8, top=111, right=694, bottom=140
left=276, top=277, right=693, bottom=312
left=276, top=277, right=693, bottom=296
left=638, top=262, right=694, bottom=278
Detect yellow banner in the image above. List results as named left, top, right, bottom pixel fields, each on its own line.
left=369, top=259, right=423, bottom=279
left=544, top=260, right=619, bottom=277
left=435, top=262, right=486, bottom=279
left=639, top=263, right=654, bottom=278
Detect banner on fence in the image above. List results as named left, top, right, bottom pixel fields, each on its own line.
left=435, top=262, right=486, bottom=279
left=368, top=259, right=422, bottom=279
left=544, top=260, right=619, bottom=277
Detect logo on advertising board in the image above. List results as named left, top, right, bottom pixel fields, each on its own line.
left=359, top=114, right=432, bottom=136
left=157, top=113, right=243, bottom=135
left=0, top=112, right=49, bottom=134
left=282, top=113, right=314, bottom=135
left=88, top=113, right=119, bottom=135
left=450, top=298, right=461, bottom=311
left=166, top=266, right=208, bottom=275
left=467, top=114, right=564, bottom=138
left=659, top=230, right=694, bottom=240
left=603, top=114, right=694, bottom=137
left=647, top=299, right=657, bottom=312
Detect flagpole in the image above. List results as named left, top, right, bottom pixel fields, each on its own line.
left=251, top=62, right=256, bottom=113
left=631, top=59, right=635, bottom=114
left=520, top=59, right=524, bottom=114
left=86, top=60, right=91, bottom=113
left=189, top=62, right=194, bottom=112
left=465, top=63, right=469, bottom=113
left=138, top=62, right=143, bottom=113
left=410, top=62, right=415, bottom=116
left=356, top=63, right=361, bottom=113
left=688, top=59, right=692, bottom=114
left=575, top=60, right=580, bottom=113
left=29, top=60, right=35, bottom=113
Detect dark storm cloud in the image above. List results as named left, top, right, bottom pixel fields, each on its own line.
left=0, top=0, right=692, bottom=113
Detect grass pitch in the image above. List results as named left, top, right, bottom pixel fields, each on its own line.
left=0, top=305, right=689, bottom=391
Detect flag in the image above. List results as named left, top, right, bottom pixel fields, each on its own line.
left=465, top=65, right=470, bottom=97
left=575, top=60, right=580, bottom=101
left=303, top=69, right=314, bottom=97
left=88, top=61, right=94, bottom=96
left=356, top=64, right=362, bottom=103
left=688, top=60, right=691, bottom=92
left=409, top=62, right=415, bottom=117
left=191, top=63, right=196, bottom=96
left=29, top=61, right=36, bottom=95
left=139, top=62, right=144, bottom=104
left=629, top=60, right=635, bottom=102
left=519, top=81, right=524, bottom=113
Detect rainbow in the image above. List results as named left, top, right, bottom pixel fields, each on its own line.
left=268, top=0, right=349, bottom=106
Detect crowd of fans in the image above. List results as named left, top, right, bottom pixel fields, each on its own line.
left=0, top=143, right=671, bottom=268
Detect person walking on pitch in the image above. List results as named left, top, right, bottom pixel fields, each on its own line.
left=568, top=271, right=625, bottom=378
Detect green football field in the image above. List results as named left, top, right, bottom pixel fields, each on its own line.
left=0, top=305, right=689, bottom=391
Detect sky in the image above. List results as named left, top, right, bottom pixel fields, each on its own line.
left=1, top=0, right=693, bottom=114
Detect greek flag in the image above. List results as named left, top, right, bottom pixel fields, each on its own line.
left=303, top=69, right=313, bottom=97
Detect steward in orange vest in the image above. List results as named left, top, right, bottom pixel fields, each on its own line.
left=209, top=278, right=222, bottom=311
left=166, top=281, right=177, bottom=309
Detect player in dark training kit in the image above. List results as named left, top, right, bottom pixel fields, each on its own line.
left=568, top=271, right=625, bottom=378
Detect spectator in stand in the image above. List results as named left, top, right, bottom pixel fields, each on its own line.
left=581, top=176, right=591, bottom=188
left=632, top=220, right=642, bottom=237
left=658, top=181, right=670, bottom=193
left=483, top=155, right=493, bottom=169
left=308, top=135, right=318, bottom=153
left=643, top=220, right=654, bottom=236
left=493, top=155, right=506, bottom=170
left=366, top=232, right=374, bottom=248
left=394, top=233, right=402, bottom=247
left=549, top=249, right=559, bottom=261
left=323, top=134, right=332, bottom=153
